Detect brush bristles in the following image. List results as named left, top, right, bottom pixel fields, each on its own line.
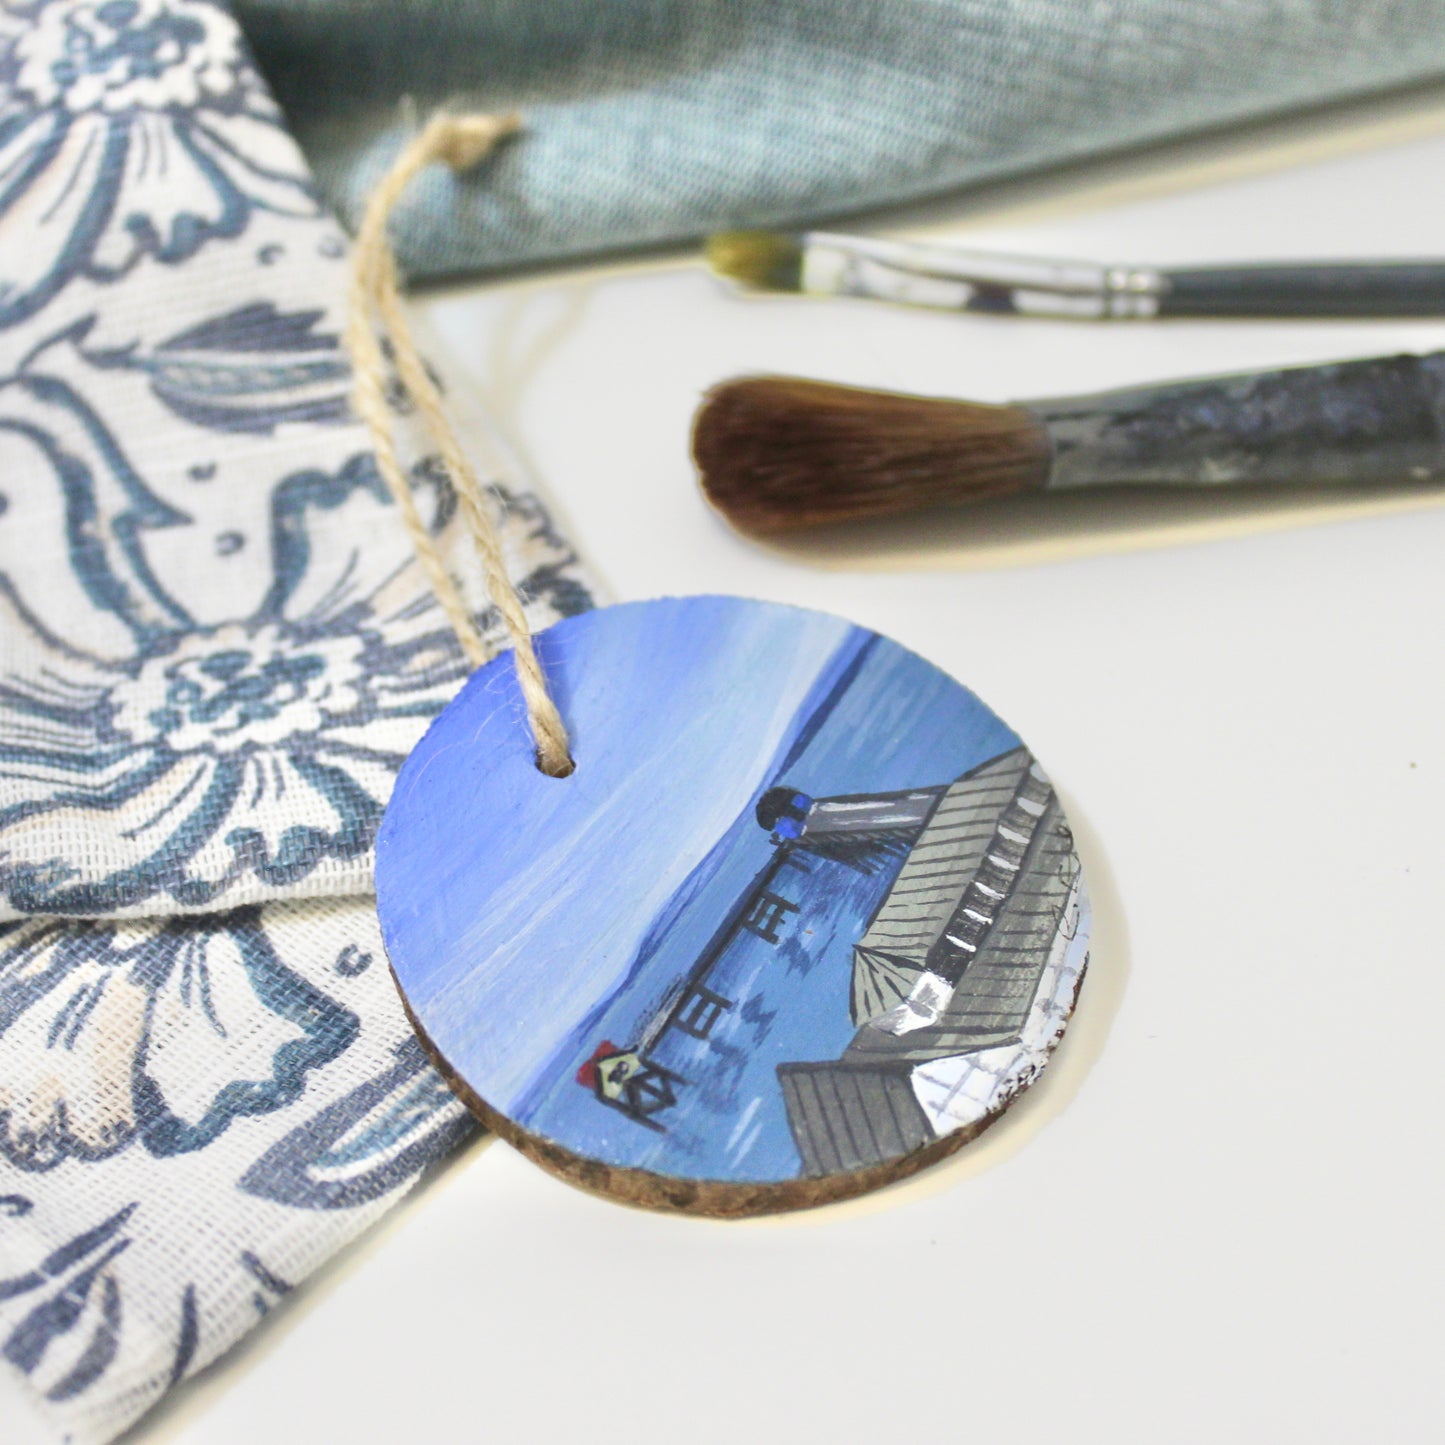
left=705, top=232, right=804, bottom=291
left=691, top=376, right=1051, bottom=535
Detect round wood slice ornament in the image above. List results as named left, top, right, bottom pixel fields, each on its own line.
left=376, top=596, right=1089, bottom=1216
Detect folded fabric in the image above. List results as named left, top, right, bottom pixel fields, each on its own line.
left=0, top=3, right=598, bottom=1441
left=1, top=900, right=478, bottom=1434
left=233, top=0, right=1445, bottom=281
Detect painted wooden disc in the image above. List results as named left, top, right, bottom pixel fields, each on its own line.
left=376, top=597, right=1089, bottom=1215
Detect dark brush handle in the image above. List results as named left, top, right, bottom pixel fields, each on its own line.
left=1160, top=263, right=1445, bottom=318
left=1033, top=351, right=1445, bottom=491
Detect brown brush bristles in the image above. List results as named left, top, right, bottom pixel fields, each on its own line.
left=692, top=375, right=1052, bottom=535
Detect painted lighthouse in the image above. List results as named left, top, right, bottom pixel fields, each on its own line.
left=575, top=745, right=1084, bottom=1172
left=573, top=779, right=940, bottom=1129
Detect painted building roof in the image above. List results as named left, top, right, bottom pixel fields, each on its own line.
left=846, top=784, right=1079, bottom=1063
left=777, top=1060, right=932, bottom=1177
left=851, top=747, right=1038, bottom=1024
left=779, top=747, right=1083, bottom=1175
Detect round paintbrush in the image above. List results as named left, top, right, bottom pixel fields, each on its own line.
left=691, top=352, right=1445, bottom=535
left=706, top=231, right=1445, bottom=319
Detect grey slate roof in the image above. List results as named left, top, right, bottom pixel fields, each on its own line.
left=847, top=775, right=1079, bottom=1064
left=776, top=747, right=1083, bottom=1176
left=778, top=1061, right=933, bottom=1177
left=851, top=748, right=1034, bottom=1023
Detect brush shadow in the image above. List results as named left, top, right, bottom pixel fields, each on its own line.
left=741, top=479, right=1445, bottom=572
left=740, top=787, right=1129, bottom=1229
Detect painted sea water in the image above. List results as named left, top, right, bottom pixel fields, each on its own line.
left=377, top=597, right=1087, bottom=1191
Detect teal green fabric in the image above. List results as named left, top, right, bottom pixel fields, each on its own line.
left=233, top=0, right=1445, bottom=281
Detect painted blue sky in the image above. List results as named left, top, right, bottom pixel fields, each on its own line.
left=377, top=597, right=1020, bottom=1183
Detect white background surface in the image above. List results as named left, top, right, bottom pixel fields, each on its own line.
left=9, top=81, right=1445, bottom=1445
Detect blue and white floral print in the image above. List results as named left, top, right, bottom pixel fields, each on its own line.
left=99, top=300, right=353, bottom=433
left=0, top=312, right=579, bottom=914
left=0, top=0, right=316, bottom=326
left=0, top=898, right=481, bottom=1430
left=1, top=1195, right=136, bottom=1404
left=0, top=909, right=359, bottom=1172
left=0, top=11, right=591, bottom=921
left=0, top=3, right=597, bottom=1440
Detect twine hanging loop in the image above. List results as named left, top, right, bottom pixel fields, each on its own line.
left=344, top=112, right=574, bottom=778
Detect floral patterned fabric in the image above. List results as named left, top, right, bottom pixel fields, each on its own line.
left=0, top=3, right=598, bottom=1440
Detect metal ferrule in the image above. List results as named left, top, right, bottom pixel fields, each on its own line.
left=798, top=232, right=1165, bottom=319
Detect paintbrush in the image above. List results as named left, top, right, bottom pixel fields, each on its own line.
left=706, top=231, right=1445, bottom=320
left=691, top=351, right=1445, bottom=535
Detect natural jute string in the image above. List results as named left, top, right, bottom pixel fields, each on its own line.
left=345, top=111, right=574, bottom=777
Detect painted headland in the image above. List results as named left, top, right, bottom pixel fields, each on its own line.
left=377, top=597, right=1089, bottom=1191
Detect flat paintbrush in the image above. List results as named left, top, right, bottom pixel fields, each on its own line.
left=691, top=351, right=1445, bottom=535
left=707, top=230, right=1445, bottom=320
